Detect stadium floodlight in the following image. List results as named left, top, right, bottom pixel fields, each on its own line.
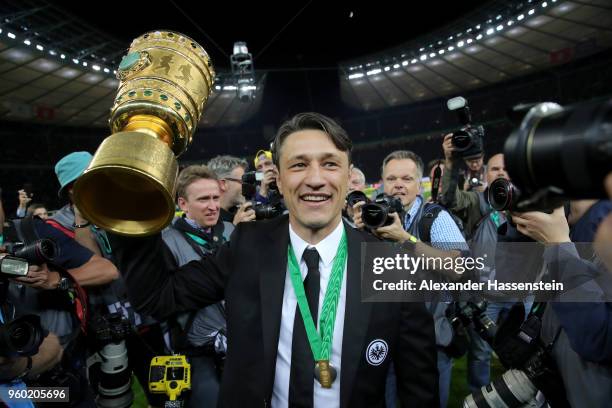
left=223, top=85, right=237, bottom=90
left=8, top=32, right=16, bottom=39
left=366, top=68, right=381, bottom=76
left=24, top=39, right=31, bottom=45
left=104, top=68, right=110, bottom=73
left=49, top=50, right=57, bottom=56
left=60, top=54, right=66, bottom=59
left=486, top=28, right=495, bottom=35
left=36, top=44, right=43, bottom=51
left=448, top=46, right=455, bottom=51
left=410, top=58, right=417, bottom=64
left=402, top=60, right=409, bottom=66
left=82, top=61, right=88, bottom=67
left=438, top=49, right=445, bottom=55
left=518, top=14, right=525, bottom=20
left=393, top=63, right=400, bottom=69
left=476, top=34, right=483, bottom=40
left=348, top=73, right=364, bottom=79
left=383, top=66, right=390, bottom=72
left=496, top=25, right=503, bottom=31
left=429, top=52, right=435, bottom=57
left=507, top=20, right=514, bottom=26
left=231, top=41, right=256, bottom=102
left=457, top=41, right=465, bottom=47
left=542, top=2, right=547, bottom=7
left=73, top=58, right=79, bottom=64
left=420, top=54, right=427, bottom=61
left=93, top=64, right=100, bottom=71
left=466, top=38, right=473, bottom=44
left=528, top=9, right=535, bottom=15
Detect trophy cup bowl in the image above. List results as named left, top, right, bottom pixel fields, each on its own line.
left=73, top=31, right=214, bottom=236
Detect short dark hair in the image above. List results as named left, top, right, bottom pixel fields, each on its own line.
left=272, top=112, right=352, bottom=169
left=176, top=165, right=218, bottom=199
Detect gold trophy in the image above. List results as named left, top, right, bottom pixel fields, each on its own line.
left=73, top=31, right=214, bottom=236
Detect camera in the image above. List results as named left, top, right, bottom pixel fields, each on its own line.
left=447, top=96, right=484, bottom=158
left=361, top=194, right=403, bottom=229
left=463, top=304, right=569, bottom=408
left=448, top=300, right=497, bottom=343
left=149, top=355, right=191, bottom=407
left=0, top=314, right=46, bottom=358
left=87, top=313, right=133, bottom=408
left=503, top=99, right=612, bottom=211
left=241, top=171, right=283, bottom=220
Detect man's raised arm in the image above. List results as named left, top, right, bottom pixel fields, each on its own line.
left=108, top=230, right=231, bottom=320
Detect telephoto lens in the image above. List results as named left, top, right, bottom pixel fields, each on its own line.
left=503, top=99, right=612, bottom=210
left=463, top=369, right=538, bottom=408
left=88, top=313, right=133, bottom=408
left=11, top=239, right=57, bottom=265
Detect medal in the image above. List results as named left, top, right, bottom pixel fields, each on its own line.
left=314, top=360, right=337, bottom=388
left=288, top=229, right=347, bottom=390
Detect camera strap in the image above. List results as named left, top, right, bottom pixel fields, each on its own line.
left=430, top=162, right=442, bottom=203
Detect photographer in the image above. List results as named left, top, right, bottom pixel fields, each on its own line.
left=25, top=204, right=48, bottom=220
left=207, top=155, right=255, bottom=225
left=511, top=207, right=612, bottom=406
left=160, top=165, right=235, bottom=408
left=348, top=166, right=366, bottom=192
left=353, top=150, right=467, bottom=408
left=463, top=153, right=486, bottom=192
left=48, top=151, right=166, bottom=407
left=253, top=149, right=278, bottom=204
left=15, top=189, right=32, bottom=219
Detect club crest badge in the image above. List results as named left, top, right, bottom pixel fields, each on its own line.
left=366, top=339, right=388, bottom=366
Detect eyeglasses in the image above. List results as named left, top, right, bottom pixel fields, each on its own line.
left=223, top=177, right=243, bottom=184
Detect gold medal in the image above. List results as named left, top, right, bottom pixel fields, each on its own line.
left=314, top=360, right=337, bottom=388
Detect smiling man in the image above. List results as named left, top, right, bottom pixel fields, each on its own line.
left=109, top=112, right=438, bottom=407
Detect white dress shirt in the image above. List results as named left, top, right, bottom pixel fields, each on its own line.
left=272, top=220, right=347, bottom=407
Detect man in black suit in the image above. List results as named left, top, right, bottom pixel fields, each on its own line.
left=109, top=112, right=438, bottom=407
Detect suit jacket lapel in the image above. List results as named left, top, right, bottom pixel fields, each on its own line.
left=340, top=223, right=373, bottom=407
left=260, top=216, right=290, bottom=400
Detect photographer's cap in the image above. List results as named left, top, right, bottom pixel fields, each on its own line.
left=55, top=151, right=92, bottom=197
left=254, top=149, right=272, bottom=167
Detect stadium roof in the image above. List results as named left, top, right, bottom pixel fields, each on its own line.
left=340, top=0, right=612, bottom=110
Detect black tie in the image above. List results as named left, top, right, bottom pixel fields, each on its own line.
left=289, top=247, right=321, bottom=407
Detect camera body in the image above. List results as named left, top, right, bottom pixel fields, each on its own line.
left=149, top=355, right=191, bottom=403
left=361, top=194, right=403, bottom=229
left=447, top=96, right=484, bottom=158
left=241, top=171, right=283, bottom=220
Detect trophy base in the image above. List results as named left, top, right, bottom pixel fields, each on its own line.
left=74, top=131, right=178, bottom=236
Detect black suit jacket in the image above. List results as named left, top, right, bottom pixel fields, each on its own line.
left=110, top=215, right=438, bottom=407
